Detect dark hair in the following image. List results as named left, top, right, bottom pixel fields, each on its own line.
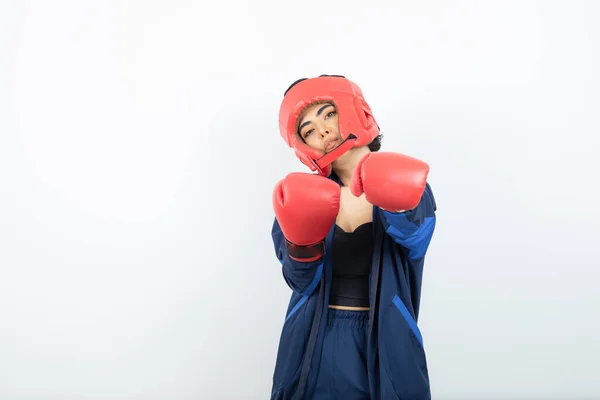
left=368, top=133, right=383, bottom=152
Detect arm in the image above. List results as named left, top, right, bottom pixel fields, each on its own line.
left=379, top=182, right=437, bottom=260
left=351, top=151, right=436, bottom=261
left=272, top=217, right=323, bottom=295
left=271, top=172, right=340, bottom=295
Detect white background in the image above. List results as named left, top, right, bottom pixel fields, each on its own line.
left=1, top=1, right=599, bottom=399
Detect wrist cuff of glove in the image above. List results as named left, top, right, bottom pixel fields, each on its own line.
left=285, top=239, right=325, bottom=263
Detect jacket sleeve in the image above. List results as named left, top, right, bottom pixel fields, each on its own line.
left=378, top=182, right=437, bottom=261
left=271, top=217, right=323, bottom=295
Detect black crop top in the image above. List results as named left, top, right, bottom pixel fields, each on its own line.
left=329, top=222, right=373, bottom=308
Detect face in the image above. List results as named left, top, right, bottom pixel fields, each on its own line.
left=297, top=102, right=342, bottom=153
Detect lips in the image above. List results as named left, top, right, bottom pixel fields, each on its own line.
left=324, top=138, right=339, bottom=152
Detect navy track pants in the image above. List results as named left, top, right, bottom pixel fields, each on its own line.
left=313, top=308, right=370, bottom=399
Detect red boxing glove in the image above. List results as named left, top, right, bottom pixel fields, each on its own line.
left=273, top=172, right=340, bottom=262
left=351, top=152, right=429, bottom=212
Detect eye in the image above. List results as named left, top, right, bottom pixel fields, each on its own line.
left=303, top=128, right=314, bottom=138
left=325, top=110, right=336, bottom=119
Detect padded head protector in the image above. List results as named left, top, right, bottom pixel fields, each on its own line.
left=279, top=75, right=380, bottom=176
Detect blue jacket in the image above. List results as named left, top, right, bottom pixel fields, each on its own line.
left=270, top=174, right=437, bottom=400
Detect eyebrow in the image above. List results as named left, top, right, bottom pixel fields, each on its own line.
left=316, top=103, right=333, bottom=116
left=298, top=104, right=334, bottom=133
left=299, top=121, right=311, bottom=132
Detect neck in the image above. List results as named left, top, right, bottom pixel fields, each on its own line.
left=331, top=146, right=371, bottom=187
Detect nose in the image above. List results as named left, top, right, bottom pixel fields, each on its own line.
left=319, top=126, right=331, bottom=137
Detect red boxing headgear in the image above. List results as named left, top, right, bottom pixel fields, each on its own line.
left=279, top=75, right=380, bottom=176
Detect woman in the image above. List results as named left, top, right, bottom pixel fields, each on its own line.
left=271, top=75, right=437, bottom=400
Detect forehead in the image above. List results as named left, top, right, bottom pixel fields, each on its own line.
left=299, top=101, right=335, bottom=121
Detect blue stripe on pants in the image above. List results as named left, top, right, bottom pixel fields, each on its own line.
left=313, top=309, right=370, bottom=400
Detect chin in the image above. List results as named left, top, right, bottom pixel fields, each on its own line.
left=325, top=145, right=340, bottom=154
